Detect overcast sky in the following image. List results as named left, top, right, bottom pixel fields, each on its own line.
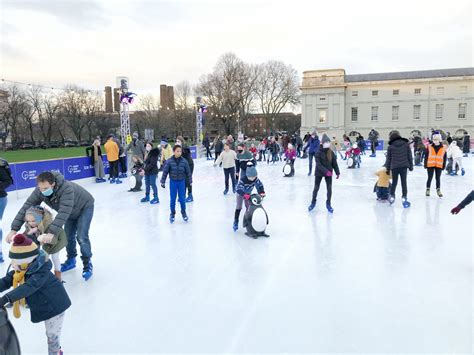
left=1, top=0, right=472, bottom=96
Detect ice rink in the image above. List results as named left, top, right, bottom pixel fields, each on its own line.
left=1, top=152, right=472, bottom=354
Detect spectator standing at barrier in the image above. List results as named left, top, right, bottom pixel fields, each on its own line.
left=86, top=138, right=106, bottom=183
left=0, top=158, right=13, bottom=263
left=104, top=134, right=122, bottom=184
left=6, top=171, right=95, bottom=280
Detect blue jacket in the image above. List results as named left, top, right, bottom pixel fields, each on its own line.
left=307, top=136, right=320, bottom=154
left=0, top=254, right=71, bottom=323
left=160, top=156, right=192, bottom=184
left=236, top=176, right=265, bottom=196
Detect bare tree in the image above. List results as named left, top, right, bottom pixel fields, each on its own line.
left=255, top=60, right=300, bottom=132
left=174, top=81, right=194, bottom=137
left=2, top=85, right=25, bottom=146
left=21, top=88, right=38, bottom=144
left=41, top=92, right=62, bottom=144
left=59, top=86, right=90, bottom=141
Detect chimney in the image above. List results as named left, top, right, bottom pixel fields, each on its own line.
left=105, top=86, right=113, bottom=113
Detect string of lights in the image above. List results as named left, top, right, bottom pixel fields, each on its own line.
left=0, top=78, right=104, bottom=95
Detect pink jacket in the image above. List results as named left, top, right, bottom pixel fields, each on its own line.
left=285, top=149, right=296, bottom=160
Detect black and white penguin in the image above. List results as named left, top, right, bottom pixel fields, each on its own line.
left=243, top=193, right=269, bottom=239
left=282, top=162, right=292, bottom=177
left=128, top=165, right=143, bottom=192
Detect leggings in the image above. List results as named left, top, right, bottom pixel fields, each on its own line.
left=119, top=156, right=127, bottom=173
left=390, top=168, right=408, bottom=198
left=426, top=167, right=442, bottom=189
left=50, top=252, right=61, bottom=272
left=205, top=147, right=212, bottom=159
left=187, top=164, right=194, bottom=195
left=311, top=175, right=332, bottom=204
left=308, top=152, right=316, bottom=173
left=224, top=167, right=236, bottom=191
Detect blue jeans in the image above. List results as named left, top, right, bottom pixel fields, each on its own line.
left=376, top=187, right=389, bottom=200
left=145, top=174, right=158, bottom=197
left=0, top=197, right=7, bottom=250
left=170, top=179, right=186, bottom=214
left=64, top=206, right=94, bottom=260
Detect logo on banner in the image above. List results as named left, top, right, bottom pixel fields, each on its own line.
left=67, top=165, right=80, bottom=174
left=21, top=170, right=36, bottom=181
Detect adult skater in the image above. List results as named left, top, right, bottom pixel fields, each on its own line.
left=306, top=131, right=320, bottom=176
left=160, top=145, right=192, bottom=223
left=126, top=131, right=146, bottom=161
left=176, top=136, right=194, bottom=202
left=214, top=135, right=223, bottom=163
left=295, top=134, right=303, bottom=157
left=447, top=141, right=465, bottom=176
left=385, top=130, right=413, bottom=207
left=236, top=143, right=257, bottom=180
left=203, top=134, right=213, bottom=160
left=451, top=190, right=473, bottom=214
left=368, top=129, right=379, bottom=157
left=104, top=134, right=122, bottom=184
left=140, top=142, right=160, bottom=204
left=0, top=157, right=13, bottom=263
left=308, top=134, right=340, bottom=213
left=86, top=138, right=106, bottom=183
left=462, top=131, right=470, bottom=157
left=267, top=137, right=279, bottom=164
left=6, top=171, right=95, bottom=280
left=214, top=142, right=237, bottom=194
left=424, top=133, right=447, bottom=197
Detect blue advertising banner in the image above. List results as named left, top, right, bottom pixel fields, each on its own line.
left=364, top=140, right=384, bottom=151
left=14, top=159, right=64, bottom=190
left=63, top=157, right=95, bottom=181
left=190, top=146, right=197, bottom=159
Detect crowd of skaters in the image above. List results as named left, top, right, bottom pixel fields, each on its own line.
left=0, top=127, right=472, bottom=353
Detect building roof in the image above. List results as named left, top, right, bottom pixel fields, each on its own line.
left=345, top=68, right=474, bottom=83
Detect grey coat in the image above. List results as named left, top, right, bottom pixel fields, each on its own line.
left=126, top=139, right=146, bottom=160
left=11, top=172, right=94, bottom=236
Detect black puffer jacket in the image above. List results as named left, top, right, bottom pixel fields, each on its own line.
left=463, top=134, right=470, bottom=154
left=144, top=148, right=160, bottom=176
left=0, top=158, right=13, bottom=198
left=385, top=137, right=413, bottom=170
left=315, top=148, right=340, bottom=177
left=181, top=144, right=194, bottom=172
left=11, top=172, right=94, bottom=235
left=85, top=145, right=102, bottom=165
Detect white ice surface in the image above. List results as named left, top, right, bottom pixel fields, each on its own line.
left=1, top=153, right=473, bottom=354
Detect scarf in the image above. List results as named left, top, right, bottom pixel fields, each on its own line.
left=12, top=268, right=27, bottom=318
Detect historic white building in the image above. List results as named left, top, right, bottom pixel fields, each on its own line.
left=300, top=68, right=474, bottom=140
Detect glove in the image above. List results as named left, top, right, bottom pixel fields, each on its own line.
left=409, top=167, right=413, bottom=172
left=244, top=194, right=251, bottom=200
left=236, top=174, right=239, bottom=180
left=259, top=192, right=266, bottom=198
left=386, top=169, right=390, bottom=175
left=0, top=295, right=9, bottom=308
left=325, top=171, right=333, bottom=177
left=451, top=206, right=462, bottom=215
left=161, top=183, right=166, bottom=188
left=38, top=233, right=54, bottom=244
left=336, top=175, right=340, bottom=179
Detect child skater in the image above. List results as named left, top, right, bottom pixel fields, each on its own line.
left=447, top=141, right=465, bottom=176
left=214, top=143, right=237, bottom=194
left=0, top=234, right=71, bottom=354
left=374, top=168, right=391, bottom=201
left=160, top=145, right=192, bottom=223
left=233, top=166, right=265, bottom=232
left=141, top=142, right=160, bottom=204
left=24, top=206, right=67, bottom=280
left=308, top=134, right=340, bottom=213
left=284, top=143, right=297, bottom=177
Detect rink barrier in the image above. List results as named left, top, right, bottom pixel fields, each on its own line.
left=5, top=146, right=198, bottom=192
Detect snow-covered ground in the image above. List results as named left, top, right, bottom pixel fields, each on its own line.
left=1, top=152, right=472, bottom=354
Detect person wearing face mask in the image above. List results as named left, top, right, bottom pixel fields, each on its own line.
left=308, top=134, right=340, bottom=213
left=424, top=133, right=447, bottom=197
left=235, top=143, right=257, bottom=180
left=126, top=131, right=146, bottom=162
left=140, top=142, right=160, bottom=204
left=6, top=171, right=95, bottom=281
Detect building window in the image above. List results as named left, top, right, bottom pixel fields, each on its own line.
left=371, top=106, right=378, bottom=121
left=321, top=75, right=327, bottom=81
left=319, top=96, right=326, bottom=101
left=413, top=105, right=421, bottom=120
left=392, top=106, right=399, bottom=121
left=393, top=89, right=399, bottom=96
left=351, top=107, right=358, bottom=122
left=319, top=110, right=327, bottom=123
left=436, top=87, right=444, bottom=95
left=352, top=91, right=358, bottom=97
left=458, top=103, right=467, bottom=119
left=372, top=90, right=378, bottom=96
left=435, top=104, right=443, bottom=120
left=460, top=86, right=468, bottom=94
left=414, top=88, right=421, bottom=95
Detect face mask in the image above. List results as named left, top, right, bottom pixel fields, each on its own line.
left=41, top=188, right=53, bottom=197
left=323, top=142, right=331, bottom=149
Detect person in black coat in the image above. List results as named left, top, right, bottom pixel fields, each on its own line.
left=176, top=136, right=194, bottom=202
left=308, top=134, right=340, bottom=213
left=160, top=145, right=192, bottom=222
left=214, top=136, right=224, bottom=163
left=0, top=235, right=71, bottom=354
left=385, top=130, right=413, bottom=206
left=0, top=158, right=13, bottom=263
left=203, top=134, right=212, bottom=160
left=451, top=190, right=474, bottom=214
left=141, top=142, right=160, bottom=204
left=462, top=132, right=470, bottom=156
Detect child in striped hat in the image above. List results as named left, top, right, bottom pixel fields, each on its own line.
left=0, top=234, right=71, bottom=354
left=24, top=206, right=67, bottom=280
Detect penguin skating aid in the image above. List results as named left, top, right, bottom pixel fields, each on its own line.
left=243, top=194, right=270, bottom=239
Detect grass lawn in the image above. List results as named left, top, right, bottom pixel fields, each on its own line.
left=0, top=147, right=92, bottom=163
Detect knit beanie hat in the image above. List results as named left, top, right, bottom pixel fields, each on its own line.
left=246, top=166, right=257, bottom=178
left=321, top=134, right=331, bottom=144
left=25, top=206, right=44, bottom=225
left=132, top=132, right=139, bottom=139
left=9, top=234, right=39, bottom=265
left=161, top=139, right=168, bottom=145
